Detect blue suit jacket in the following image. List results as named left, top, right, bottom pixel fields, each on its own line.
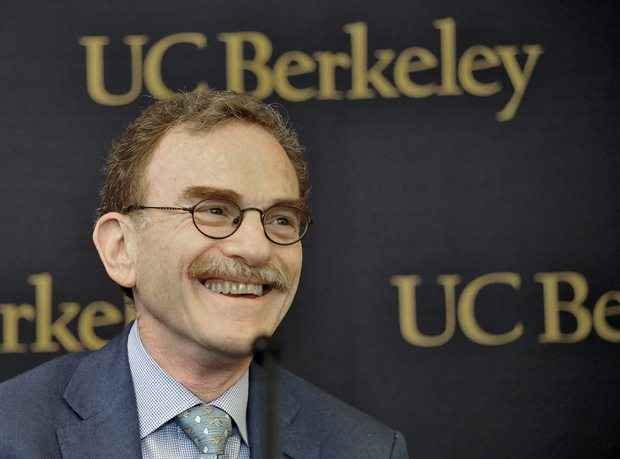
left=0, top=327, right=409, bottom=458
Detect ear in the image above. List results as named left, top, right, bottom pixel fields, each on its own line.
left=92, top=212, right=137, bottom=290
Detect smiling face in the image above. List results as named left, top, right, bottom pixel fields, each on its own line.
left=131, top=121, right=303, bottom=360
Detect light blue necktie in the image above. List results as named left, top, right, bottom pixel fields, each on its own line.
left=177, top=404, right=233, bottom=458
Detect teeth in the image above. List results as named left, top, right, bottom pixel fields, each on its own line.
left=204, top=280, right=264, bottom=296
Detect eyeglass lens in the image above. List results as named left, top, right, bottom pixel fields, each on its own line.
left=192, top=199, right=308, bottom=244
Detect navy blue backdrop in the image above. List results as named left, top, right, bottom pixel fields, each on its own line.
left=1, top=1, right=619, bottom=457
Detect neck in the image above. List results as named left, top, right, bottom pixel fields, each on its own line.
left=136, top=314, right=252, bottom=402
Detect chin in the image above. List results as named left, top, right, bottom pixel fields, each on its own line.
left=202, top=329, right=271, bottom=360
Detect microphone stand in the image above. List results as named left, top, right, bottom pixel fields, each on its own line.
left=253, top=336, right=280, bottom=459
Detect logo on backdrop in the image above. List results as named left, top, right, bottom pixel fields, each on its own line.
left=390, top=272, right=620, bottom=347
left=0, top=274, right=134, bottom=354
left=1, top=272, right=618, bottom=353
left=78, top=18, right=544, bottom=122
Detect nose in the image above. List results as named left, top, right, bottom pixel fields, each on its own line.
left=219, top=210, right=273, bottom=266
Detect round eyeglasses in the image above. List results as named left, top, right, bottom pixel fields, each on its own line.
left=123, top=198, right=312, bottom=246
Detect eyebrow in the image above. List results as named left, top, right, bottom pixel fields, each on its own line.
left=181, top=186, right=241, bottom=203
left=180, top=186, right=308, bottom=211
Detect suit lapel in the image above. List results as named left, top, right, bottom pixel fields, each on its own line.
left=56, top=327, right=141, bottom=459
left=248, top=363, right=320, bottom=459
left=56, top=330, right=321, bottom=458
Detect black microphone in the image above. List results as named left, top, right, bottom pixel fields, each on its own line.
left=253, top=336, right=280, bottom=459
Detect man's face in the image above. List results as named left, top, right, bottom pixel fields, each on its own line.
left=131, top=121, right=303, bottom=359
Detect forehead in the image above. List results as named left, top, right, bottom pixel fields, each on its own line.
left=144, top=121, right=299, bottom=205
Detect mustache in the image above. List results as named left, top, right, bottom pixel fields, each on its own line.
left=188, top=255, right=291, bottom=292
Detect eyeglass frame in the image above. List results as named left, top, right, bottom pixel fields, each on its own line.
left=122, top=198, right=313, bottom=246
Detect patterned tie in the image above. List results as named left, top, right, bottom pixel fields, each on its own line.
left=177, top=404, right=234, bottom=458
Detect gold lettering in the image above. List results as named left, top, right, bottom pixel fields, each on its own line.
left=29, top=273, right=56, bottom=352
left=344, top=22, right=371, bottom=99
left=433, top=18, right=462, bottom=96
left=458, top=45, right=502, bottom=96
left=28, top=274, right=82, bottom=352
left=536, top=272, right=591, bottom=343
left=218, top=31, right=273, bottom=99
left=0, top=304, right=35, bottom=353
left=495, top=45, right=544, bottom=121
left=593, top=291, right=620, bottom=342
left=367, top=49, right=399, bottom=97
left=144, top=33, right=208, bottom=99
left=458, top=272, right=523, bottom=345
left=314, top=51, right=351, bottom=100
left=31, top=302, right=82, bottom=353
left=393, top=47, right=438, bottom=98
left=344, top=22, right=398, bottom=99
left=78, top=301, right=123, bottom=350
left=390, top=275, right=459, bottom=347
left=273, top=51, right=317, bottom=102
left=78, top=35, right=148, bottom=106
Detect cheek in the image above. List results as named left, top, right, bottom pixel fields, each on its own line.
left=285, top=246, right=303, bottom=290
left=136, top=235, right=184, bottom=294
left=138, top=222, right=201, bottom=271
left=295, top=246, right=303, bottom=276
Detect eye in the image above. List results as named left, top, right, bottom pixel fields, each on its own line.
left=274, top=216, right=292, bottom=226
left=266, top=213, right=294, bottom=226
left=193, top=199, right=240, bottom=227
left=196, top=200, right=236, bottom=215
left=265, top=207, right=301, bottom=229
left=196, top=205, right=230, bottom=217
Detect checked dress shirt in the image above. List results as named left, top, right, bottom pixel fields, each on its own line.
left=127, top=322, right=251, bottom=459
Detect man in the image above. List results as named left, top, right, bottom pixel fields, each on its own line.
left=0, top=90, right=409, bottom=458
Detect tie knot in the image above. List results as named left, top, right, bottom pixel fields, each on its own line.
left=177, top=404, right=233, bottom=458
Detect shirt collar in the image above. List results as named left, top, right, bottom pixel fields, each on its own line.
left=127, top=321, right=249, bottom=444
